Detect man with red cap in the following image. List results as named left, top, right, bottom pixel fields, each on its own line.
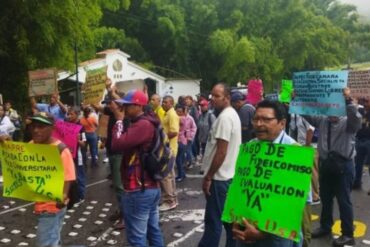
left=111, top=89, right=164, bottom=246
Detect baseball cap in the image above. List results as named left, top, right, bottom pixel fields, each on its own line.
left=231, top=91, right=246, bottom=102
left=30, top=112, right=55, bottom=125
left=115, top=89, right=148, bottom=106
left=199, top=100, right=209, bottom=107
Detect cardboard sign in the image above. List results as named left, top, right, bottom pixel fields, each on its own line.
left=289, top=71, right=348, bottom=116
left=247, top=79, right=263, bottom=105
left=222, top=141, right=314, bottom=242
left=0, top=141, right=64, bottom=202
left=97, top=114, right=109, bottom=138
left=28, top=68, right=57, bottom=97
left=83, top=67, right=107, bottom=105
left=279, top=80, right=293, bottom=103
left=52, top=120, right=82, bottom=158
left=348, top=70, right=370, bottom=99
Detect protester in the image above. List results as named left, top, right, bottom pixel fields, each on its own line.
left=305, top=89, right=361, bottom=246
left=28, top=112, right=75, bottom=247
left=231, top=91, right=255, bottom=143
left=150, top=94, right=166, bottom=123
left=31, top=93, right=67, bottom=120
left=159, top=95, right=179, bottom=211
left=197, top=99, right=216, bottom=161
left=92, top=79, right=126, bottom=229
left=80, top=107, right=99, bottom=167
left=289, top=112, right=320, bottom=205
left=232, top=100, right=305, bottom=247
left=199, top=83, right=241, bottom=247
left=111, top=89, right=164, bottom=246
left=4, top=101, right=21, bottom=140
left=0, top=104, right=16, bottom=136
left=66, top=107, right=87, bottom=203
left=353, top=98, right=370, bottom=191
left=185, top=95, right=200, bottom=163
left=175, top=104, right=197, bottom=182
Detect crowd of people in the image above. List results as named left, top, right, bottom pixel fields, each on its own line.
left=0, top=79, right=369, bottom=247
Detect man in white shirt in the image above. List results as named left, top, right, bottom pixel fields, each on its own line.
left=199, top=83, right=241, bottom=247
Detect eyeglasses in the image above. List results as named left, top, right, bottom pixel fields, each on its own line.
left=252, top=117, right=277, bottom=124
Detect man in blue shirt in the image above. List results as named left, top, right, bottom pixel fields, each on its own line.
left=31, top=93, right=67, bottom=120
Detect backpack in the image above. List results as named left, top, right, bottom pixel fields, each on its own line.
left=56, top=143, right=79, bottom=209
left=139, top=115, right=175, bottom=190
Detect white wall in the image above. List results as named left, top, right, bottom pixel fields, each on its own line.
left=164, top=79, right=201, bottom=101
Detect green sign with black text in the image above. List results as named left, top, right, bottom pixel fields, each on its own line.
left=222, top=141, right=314, bottom=242
left=0, top=141, right=64, bottom=202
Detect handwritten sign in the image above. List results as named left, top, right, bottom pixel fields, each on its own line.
left=28, top=68, right=57, bottom=97
left=279, top=80, right=293, bottom=103
left=222, top=141, right=314, bottom=242
left=52, top=121, right=82, bottom=158
left=0, top=141, right=64, bottom=202
left=348, top=70, right=370, bottom=99
left=83, top=66, right=107, bottom=105
left=247, top=79, right=263, bottom=105
left=289, top=71, right=348, bottom=116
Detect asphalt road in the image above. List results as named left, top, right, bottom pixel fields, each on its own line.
left=1, top=158, right=370, bottom=247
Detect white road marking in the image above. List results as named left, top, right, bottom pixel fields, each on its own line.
left=167, top=223, right=204, bottom=247
left=161, top=209, right=204, bottom=222
left=0, top=178, right=109, bottom=215
left=185, top=174, right=204, bottom=178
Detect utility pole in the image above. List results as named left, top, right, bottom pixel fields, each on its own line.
left=75, top=41, right=80, bottom=106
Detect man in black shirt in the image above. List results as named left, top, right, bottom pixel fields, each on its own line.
left=353, top=98, right=370, bottom=191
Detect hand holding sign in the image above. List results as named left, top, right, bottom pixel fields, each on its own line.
left=232, top=218, right=266, bottom=243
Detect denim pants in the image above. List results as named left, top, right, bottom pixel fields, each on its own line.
left=185, top=140, right=194, bottom=163
left=75, top=164, right=86, bottom=200
left=199, top=180, right=235, bottom=247
left=354, top=139, right=370, bottom=186
left=176, top=142, right=187, bottom=179
left=85, top=132, right=98, bottom=165
left=236, top=234, right=296, bottom=247
left=319, top=159, right=354, bottom=237
left=36, top=207, right=66, bottom=247
left=121, top=188, right=164, bottom=247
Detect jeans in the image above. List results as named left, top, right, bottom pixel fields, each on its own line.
left=236, top=234, right=296, bottom=247
left=121, top=188, right=164, bottom=247
left=176, top=142, right=187, bottom=179
left=185, top=140, right=194, bottom=164
left=199, top=180, right=235, bottom=247
left=75, top=164, right=86, bottom=200
left=85, top=132, right=98, bottom=166
left=319, top=159, right=354, bottom=237
left=36, top=207, right=66, bottom=247
left=354, top=139, right=370, bottom=186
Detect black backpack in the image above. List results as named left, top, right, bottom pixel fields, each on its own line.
left=139, top=115, right=175, bottom=190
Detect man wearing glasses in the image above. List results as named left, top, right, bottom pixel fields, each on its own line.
left=232, top=100, right=306, bottom=247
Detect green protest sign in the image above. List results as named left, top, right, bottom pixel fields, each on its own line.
left=0, top=141, right=64, bottom=202
left=222, top=141, right=314, bottom=242
left=279, top=79, right=293, bottom=103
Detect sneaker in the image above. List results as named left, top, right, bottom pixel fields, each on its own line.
left=159, top=202, right=177, bottom=212
left=311, top=198, right=321, bottom=205
left=103, top=157, right=109, bottom=163
left=176, top=176, right=185, bottom=182
left=332, top=235, right=355, bottom=246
